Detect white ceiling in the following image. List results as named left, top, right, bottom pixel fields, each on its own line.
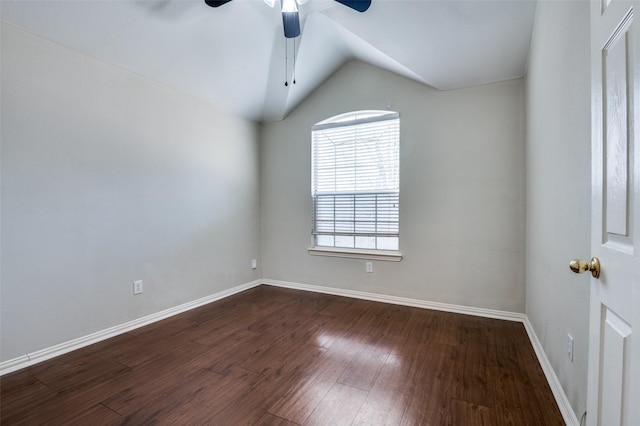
left=0, top=0, right=537, bottom=123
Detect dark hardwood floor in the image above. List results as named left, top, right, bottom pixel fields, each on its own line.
left=1, top=285, right=564, bottom=425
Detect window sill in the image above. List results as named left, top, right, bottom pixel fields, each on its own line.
left=308, top=247, right=403, bottom=262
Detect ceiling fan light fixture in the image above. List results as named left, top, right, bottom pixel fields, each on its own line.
left=281, top=0, right=298, bottom=13
left=282, top=11, right=301, bottom=38
left=281, top=0, right=300, bottom=38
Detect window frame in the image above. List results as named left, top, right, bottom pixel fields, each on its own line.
left=309, top=110, right=402, bottom=262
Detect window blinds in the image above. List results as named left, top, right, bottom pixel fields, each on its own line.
left=312, top=112, right=400, bottom=250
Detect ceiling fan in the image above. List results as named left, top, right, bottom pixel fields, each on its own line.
left=204, top=0, right=371, bottom=38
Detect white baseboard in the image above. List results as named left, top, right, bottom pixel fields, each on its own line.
left=523, top=317, right=579, bottom=426
left=265, top=278, right=578, bottom=426
left=0, top=280, right=262, bottom=376
left=263, top=278, right=525, bottom=322
left=1, top=277, right=579, bottom=426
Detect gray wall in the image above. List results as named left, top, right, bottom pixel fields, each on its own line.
left=261, top=61, right=526, bottom=313
left=1, top=23, right=261, bottom=362
left=525, top=1, right=591, bottom=419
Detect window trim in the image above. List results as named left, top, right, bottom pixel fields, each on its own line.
left=307, top=246, right=402, bottom=262
left=310, top=110, right=401, bottom=257
left=312, top=111, right=400, bottom=131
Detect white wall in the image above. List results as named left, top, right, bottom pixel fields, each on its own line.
left=0, top=23, right=261, bottom=362
left=525, top=1, right=591, bottom=419
left=261, top=61, right=526, bottom=313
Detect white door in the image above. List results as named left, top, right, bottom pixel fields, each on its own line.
left=586, top=0, right=640, bottom=425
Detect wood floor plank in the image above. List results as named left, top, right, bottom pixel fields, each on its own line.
left=317, top=295, right=356, bottom=316
left=61, top=403, right=123, bottom=426
left=487, top=365, right=530, bottom=409
left=368, top=304, right=413, bottom=347
left=200, top=328, right=272, bottom=374
left=337, top=348, right=389, bottom=391
left=23, top=332, right=138, bottom=373
left=155, top=367, right=264, bottom=425
left=115, top=368, right=225, bottom=424
left=31, top=351, right=130, bottom=392
left=255, top=412, right=300, bottom=426
left=351, top=353, right=413, bottom=425
left=207, top=370, right=287, bottom=425
left=400, top=343, right=457, bottom=426
left=390, top=308, right=438, bottom=358
left=0, top=285, right=565, bottom=425
left=303, top=383, right=368, bottom=426
left=267, top=350, right=351, bottom=424
left=112, top=326, right=198, bottom=368
left=493, top=405, right=528, bottom=426
left=0, top=374, right=52, bottom=417
left=452, top=342, right=494, bottom=408
left=0, top=368, right=131, bottom=426
left=100, top=341, right=217, bottom=415
left=447, top=398, right=496, bottom=426
left=238, top=322, right=329, bottom=376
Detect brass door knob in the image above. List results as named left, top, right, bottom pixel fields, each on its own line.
left=569, top=257, right=600, bottom=278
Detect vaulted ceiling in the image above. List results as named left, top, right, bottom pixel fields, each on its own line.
left=1, top=0, right=537, bottom=123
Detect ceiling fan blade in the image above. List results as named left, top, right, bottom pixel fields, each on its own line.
left=282, top=11, right=301, bottom=38
left=204, top=0, right=233, bottom=7
left=334, top=0, right=371, bottom=12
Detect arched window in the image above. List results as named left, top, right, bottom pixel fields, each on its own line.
left=311, top=110, right=400, bottom=252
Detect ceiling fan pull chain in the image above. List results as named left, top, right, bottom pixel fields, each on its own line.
left=285, top=38, right=289, bottom=87
left=293, top=37, right=296, bottom=85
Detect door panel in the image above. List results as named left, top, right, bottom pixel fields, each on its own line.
left=599, top=307, right=632, bottom=425
left=603, top=11, right=631, bottom=239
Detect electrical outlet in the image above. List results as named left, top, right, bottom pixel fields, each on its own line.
left=133, top=280, right=143, bottom=295
left=251, top=259, right=257, bottom=269
left=366, top=261, right=373, bottom=273
left=567, top=333, right=574, bottom=362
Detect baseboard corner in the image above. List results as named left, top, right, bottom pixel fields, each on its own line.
left=523, top=316, right=580, bottom=426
